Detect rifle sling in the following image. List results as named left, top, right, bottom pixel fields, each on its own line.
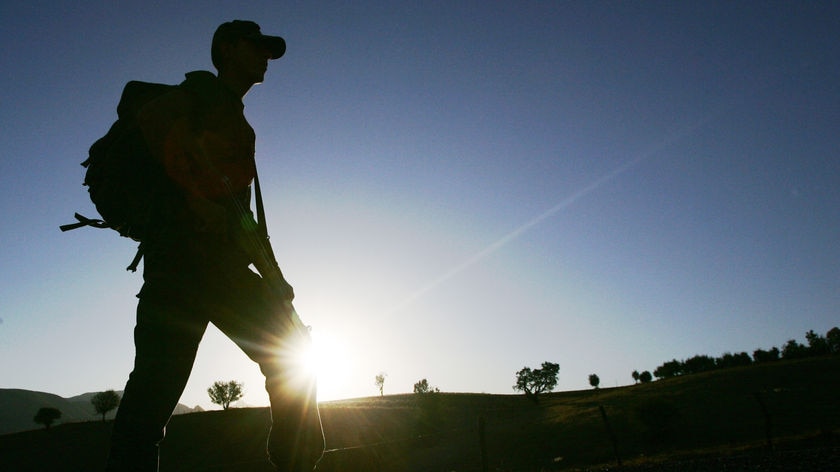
left=252, top=170, right=279, bottom=267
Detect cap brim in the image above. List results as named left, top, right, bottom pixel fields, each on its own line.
left=260, top=35, right=286, bottom=59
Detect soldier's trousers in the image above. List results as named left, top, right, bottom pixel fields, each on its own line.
left=105, top=268, right=324, bottom=472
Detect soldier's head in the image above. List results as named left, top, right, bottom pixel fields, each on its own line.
left=211, top=20, right=285, bottom=92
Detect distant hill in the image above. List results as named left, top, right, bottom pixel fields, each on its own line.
left=1, top=356, right=838, bottom=471
left=0, top=389, right=202, bottom=435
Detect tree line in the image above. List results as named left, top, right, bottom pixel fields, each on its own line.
left=645, top=327, right=840, bottom=381
left=511, top=327, right=839, bottom=403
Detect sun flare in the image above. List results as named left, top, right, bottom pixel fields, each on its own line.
left=290, top=330, right=353, bottom=401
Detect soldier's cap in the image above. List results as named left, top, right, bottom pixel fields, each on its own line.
left=212, top=20, right=286, bottom=64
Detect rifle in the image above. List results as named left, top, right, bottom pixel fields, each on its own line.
left=221, top=170, right=326, bottom=470
left=222, top=171, right=309, bottom=337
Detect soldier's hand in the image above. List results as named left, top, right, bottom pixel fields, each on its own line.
left=267, top=273, right=295, bottom=302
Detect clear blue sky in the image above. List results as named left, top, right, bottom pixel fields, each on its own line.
left=1, top=1, right=838, bottom=410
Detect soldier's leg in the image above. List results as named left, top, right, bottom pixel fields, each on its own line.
left=211, top=273, right=324, bottom=471
left=106, top=293, right=207, bottom=472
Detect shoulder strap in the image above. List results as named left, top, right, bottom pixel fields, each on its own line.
left=254, top=170, right=268, bottom=239
left=253, top=170, right=278, bottom=267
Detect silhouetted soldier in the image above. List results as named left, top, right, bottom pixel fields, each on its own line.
left=106, top=20, right=323, bottom=472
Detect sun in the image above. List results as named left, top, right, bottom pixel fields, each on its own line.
left=295, top=337, right=323, bottom=377
left=290, top=330, right=353, bottom=401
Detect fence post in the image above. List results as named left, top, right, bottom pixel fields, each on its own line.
left=599, top=404, right=622, bottom=467
left=478, top=415, right=488, bottom=472
left=753, top=391, right=773, bottom=450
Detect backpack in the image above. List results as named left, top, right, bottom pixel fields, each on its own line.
left=61, top=80, right=182, bottom=271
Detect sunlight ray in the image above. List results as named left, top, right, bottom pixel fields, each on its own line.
left=388, top=117, right=713, bottom=315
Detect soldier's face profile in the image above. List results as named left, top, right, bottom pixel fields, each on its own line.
left=229, top=38, right=273, bottom=85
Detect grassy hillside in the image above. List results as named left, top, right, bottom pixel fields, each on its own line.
left=0, top=389, right=96, bottom=435
left=0, top=389, right=200, bottom=435
left=1, top=355, right=838, bottom=471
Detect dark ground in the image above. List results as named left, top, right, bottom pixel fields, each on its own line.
left=2, top=356, right=839, bottom=471
left=580, top=446, right=840, bottom=472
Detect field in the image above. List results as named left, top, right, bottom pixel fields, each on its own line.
left=2, top=355, right=838, bottom=471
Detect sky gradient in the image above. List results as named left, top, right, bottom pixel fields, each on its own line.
left=1, top=1, right=838, bottom=410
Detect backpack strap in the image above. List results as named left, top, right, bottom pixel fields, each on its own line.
left=61, top=213, right=145, bottom=272
left=59, top=213, right=110, bottom=232
left=126, top=243, right=144, bottom=272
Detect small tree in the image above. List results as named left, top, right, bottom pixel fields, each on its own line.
left=782, top=339, right=807, bottom=359
left=805, top=329, right=829, bottom=356
left=631, top=370, right=640, bottom=384
left=414, top=378, right=443, bottom=434
left=716, top=351, right=752, bottom=369
left=588, top=374, right=600, bottom=389
left=683, top=354, right=716, bottom=374
left=207, top=380, right=244, bottom=410
left=413, top=378, right=440, bottom=394
left=374, top=372, right=387, bottom=396
left=753, top=347, right=780, bottom=363
left=91, top=390, right=121, bottom=422
left=513, top=361, right=559, bottom=401
left=33, top=407, right=61, bottom=430
left=827, top=327, right=840, bottom=354
left=654, top=359, right=683, bottom=379
left=639, top=370, right=653, bottom=383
